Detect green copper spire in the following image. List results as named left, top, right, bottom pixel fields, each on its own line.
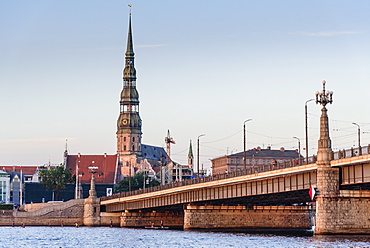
left=188, top=140, right=194, bottom=158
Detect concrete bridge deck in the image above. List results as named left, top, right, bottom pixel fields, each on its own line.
left=101, top=146, right=370, bottom=213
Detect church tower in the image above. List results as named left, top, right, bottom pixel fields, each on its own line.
left=117, top=14, right=142, bottom=159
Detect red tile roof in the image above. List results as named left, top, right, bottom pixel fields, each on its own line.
left=66, top=154, right=119, bottom=184
left=1, top=165, right=39, bottom=175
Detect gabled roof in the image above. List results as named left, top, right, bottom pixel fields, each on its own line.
left=66, top=154, right=118, bottom=184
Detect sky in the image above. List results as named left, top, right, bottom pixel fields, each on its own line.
left=1, top=1, right=370, bottom=171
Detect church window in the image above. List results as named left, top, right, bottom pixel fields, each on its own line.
left=124, top=137, right=126, bottom=142
left=133, top=137, right=135, bottom=142
left=132, top=145, right=135, bottom=151
left=124, top=145, right=126, bottom=151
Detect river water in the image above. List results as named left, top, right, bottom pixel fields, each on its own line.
left=0, top=226, right=369, bottom=248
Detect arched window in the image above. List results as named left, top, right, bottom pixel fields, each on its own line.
left=124, top=137, right=126, bottom=142
left=133, top=137, right=135, bottom=142
left=124, top=145, right=126, bottom=151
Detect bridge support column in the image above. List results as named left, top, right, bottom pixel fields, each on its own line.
left=184, top=205, right=311, bottom=232
left=83, top=168, right=101, bottom=226
left=313, top=82, right=370, bottom=234
left=120, top=211, right=184, bottom=229
left=315, top=192, right=370, bottom=234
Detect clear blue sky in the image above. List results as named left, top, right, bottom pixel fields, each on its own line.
left=1, top=1, right=370, bottom=170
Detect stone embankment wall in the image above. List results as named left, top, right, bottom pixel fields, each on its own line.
left=184, top=205, right=312, bottom=231
left=315, top=192, right=370, bottom=234
left=121, top=211, right=184, bottom=228
left=100, top=212, right=121, bottom=227
left=0, top=199, right=84, bottom=226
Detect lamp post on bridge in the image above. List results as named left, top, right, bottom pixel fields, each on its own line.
left=88, top=162, right=99, bottom=198
left=243, top=119, right=252, bottom=170
left=352, top=122, right=361, bottom=155
left=305, top=99, right=314, bottom=164
left=197, top=134, right=205, bottom=178
left=315, top=80, right=337, bottom=199
left=293, top=136, right=301, bottom=165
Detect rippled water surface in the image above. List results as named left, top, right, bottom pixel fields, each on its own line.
left=0, top=227, right=369, bottom=248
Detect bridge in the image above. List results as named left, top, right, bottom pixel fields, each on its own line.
left=100, top=82, right=370, bottom=234
left=100, top=146, right=370, bottom=233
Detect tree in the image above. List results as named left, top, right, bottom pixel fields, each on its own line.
left=115, top=172, right=160, bottom=193
left=39, top=165, right=74, bottom=201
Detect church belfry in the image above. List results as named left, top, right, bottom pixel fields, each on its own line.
left=117, top=14, right=142, bottom=157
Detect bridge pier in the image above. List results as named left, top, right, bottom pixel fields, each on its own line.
left=120, top=210, right=184, bottom=229
left=314, top=82, right=370, bottom=234
left=184, top=205, right=312, bottom=232
left=315, top=191, right=370, bottom=234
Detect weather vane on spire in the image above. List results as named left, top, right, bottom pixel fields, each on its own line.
left=128, top=4, right=132, bottom=15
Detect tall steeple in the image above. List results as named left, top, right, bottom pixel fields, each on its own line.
left=117, top=13, right=142, bottom=158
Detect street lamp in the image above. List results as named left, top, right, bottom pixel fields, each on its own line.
left=243, top=119, right=252, bottom=170
left=197, top=134, right=205, bottom=177
left=352, top=122, right=361, bottom=155
left=315, top=80, right=333, bottom=162
left=305, top=99, right=314, bottom=164
left=293, top=137, right=301, bottom=165
left=88, top=162, right=99, bottom=197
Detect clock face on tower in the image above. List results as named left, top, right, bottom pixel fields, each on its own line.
left=122, top=119, right=128, bottom=125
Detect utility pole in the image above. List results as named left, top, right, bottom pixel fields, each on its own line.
left=128, top=162, right=132, bottom=191
left=197, top=134, right=205, bottom=177
left=243, top=119, right=252, bottom=170
left=352, top=122, right=361, bottom=155
left=305, top=99, right=314, bottom=164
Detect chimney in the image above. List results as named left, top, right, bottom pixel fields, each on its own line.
left=78, top=153, right=81, bottom=158
left=280, top=147, right=285, bottom=152
left=267, top=146, right=271, bottom=150
left=104, top=153, right=107, bottom=158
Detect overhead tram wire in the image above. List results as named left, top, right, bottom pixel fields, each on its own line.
left=203, top=130, right=242, bottom=144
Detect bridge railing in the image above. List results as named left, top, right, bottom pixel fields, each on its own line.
left=101, top=144, right=370, bottom=202
left=300, top=144, right=370, bottom=165
left=102, top=157, right=301, bottom=201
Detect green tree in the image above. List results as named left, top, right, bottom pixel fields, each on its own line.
left=39, top=165, right=74, bottom=201
left=115, top=172, right=160, bottom=193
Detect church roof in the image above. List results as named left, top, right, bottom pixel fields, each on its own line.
left=141, top=144, right=167, bottom=162
left=66, top=154, right=119, bottom=184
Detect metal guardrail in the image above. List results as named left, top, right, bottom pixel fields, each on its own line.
left=101, top=145, right=370, bottom=202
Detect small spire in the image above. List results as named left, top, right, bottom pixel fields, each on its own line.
left=188, top=140, right=194, bottom=158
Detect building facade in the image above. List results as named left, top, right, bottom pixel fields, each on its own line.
left=211, top=146, right=303, bottom=175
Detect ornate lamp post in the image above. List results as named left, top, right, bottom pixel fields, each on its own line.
left=293, top=136, right=301, bottom=165
left=305, top=99, right=314, bottom=164
left=88, top=162, right=99, bottom=198
left=243, top=119, right=252, bottom=170
left=315, top=80, right=338, bottom=198
left=352, top=122, right=361, bottom=155
left=197, top=134, right=205, bottom=177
